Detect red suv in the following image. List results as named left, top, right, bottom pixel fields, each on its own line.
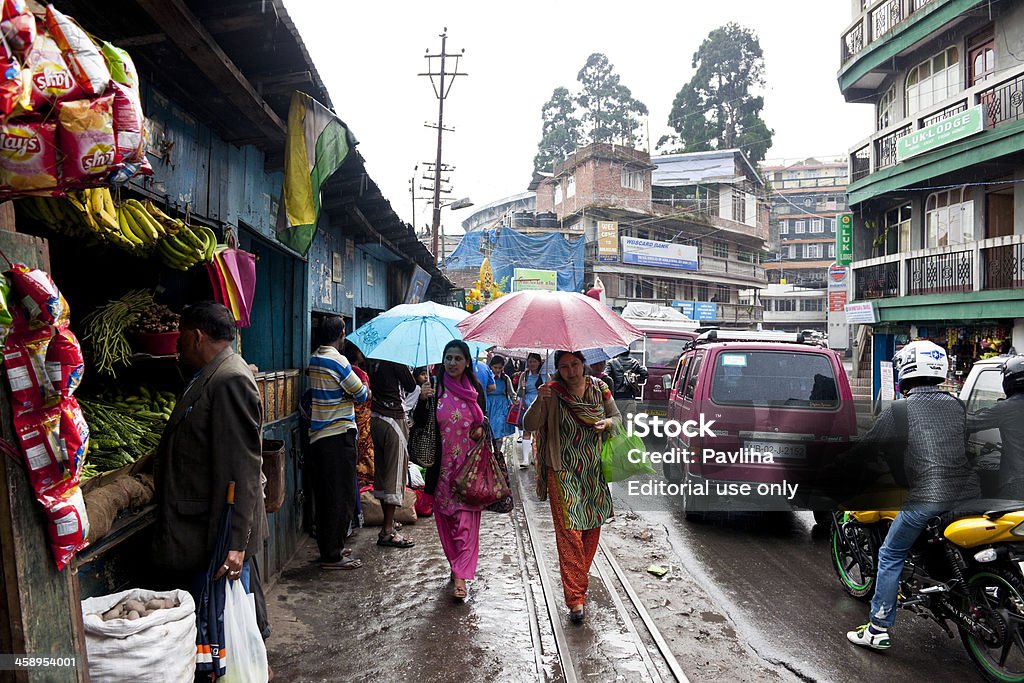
left=662, top=330, right=856, bottom=520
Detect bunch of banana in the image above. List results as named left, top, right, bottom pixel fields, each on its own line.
left=18, top=196, right=99, bottom=240
left=155, top=222, right=217, bottom=271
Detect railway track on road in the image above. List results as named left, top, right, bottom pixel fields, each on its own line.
left=509, top=457, right=689, bottom=683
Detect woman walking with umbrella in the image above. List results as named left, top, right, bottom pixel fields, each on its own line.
left=523, top=350, right=620, bottom=623
left=414, top=340, right=488, bottom=601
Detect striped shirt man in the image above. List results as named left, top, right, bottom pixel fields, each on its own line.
left=308, top=345, right=368, bottom=443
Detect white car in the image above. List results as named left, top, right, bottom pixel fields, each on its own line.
left=959, top=356, right=1010, bottom=495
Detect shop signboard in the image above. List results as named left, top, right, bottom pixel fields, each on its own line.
left=828, top=264, right=848, bottom=313
left=845, top=301, right=876, bottom=324
left=449, top=288, right=467, bottom=310
left=404, top=265, right=431, bottom=304
left=621, top=237, right=698, bottom=271
left=671, top=300, right=715, bottom=321
left=513, top=268, right=557, bottom=291
left=836, top=214, right=853, bottom=266
left=597, top=221, right=619, bottom=262
left=896, top=106, right=984, bottom=163
left=879, top=361, right=895, bottom=401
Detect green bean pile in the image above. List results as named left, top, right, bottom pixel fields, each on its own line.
left=79, top=398, right=163, bottom=480
left=80, top=290, right=155, bottom=377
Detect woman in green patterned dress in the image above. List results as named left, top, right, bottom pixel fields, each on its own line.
left=523, top=350, right=620, bottom=623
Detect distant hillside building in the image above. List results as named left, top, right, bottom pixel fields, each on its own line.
left=761, top=158, right=848, bottom=290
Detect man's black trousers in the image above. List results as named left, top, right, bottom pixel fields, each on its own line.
left=310, top=429, right=358, bottom=562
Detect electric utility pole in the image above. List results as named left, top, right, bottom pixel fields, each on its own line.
left=419, top=28, right=466, bottom=259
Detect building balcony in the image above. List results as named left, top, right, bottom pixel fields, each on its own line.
left=839, top=0, right=983, bottom=97
left=848, top=63, right=1024, bottom=187
left=650, top=197, right=770, bottom=242
left=603, top=294, right=764, bottom=325
left=851, top=233, right=1024, bottom=300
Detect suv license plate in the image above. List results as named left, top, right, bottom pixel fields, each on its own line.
left=745, top=441, right=806, bottom=459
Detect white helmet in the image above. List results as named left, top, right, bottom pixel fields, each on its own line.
left=893, top=340, right=948, bottom=383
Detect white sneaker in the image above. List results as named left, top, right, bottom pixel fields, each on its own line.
left=847, top=623, right=891, bottom=650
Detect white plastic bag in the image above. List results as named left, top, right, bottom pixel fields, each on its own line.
left=221, top=579, right=269, bottom=683
left=81, top=588, right=195, bottom=683
left=408, top=462, right=425, bottom=488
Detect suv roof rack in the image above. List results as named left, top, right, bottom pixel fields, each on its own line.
left=693, top=329, right=825, bottom=346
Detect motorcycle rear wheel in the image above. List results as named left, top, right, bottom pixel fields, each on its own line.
left=829, top=512, right=875, bottom=601
left=961, top=569, right=1024, bottom=683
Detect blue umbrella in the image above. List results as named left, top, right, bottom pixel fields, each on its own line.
left=377, top=301, right=469, bottom=323
left=348, top=314, right=486, bottom=367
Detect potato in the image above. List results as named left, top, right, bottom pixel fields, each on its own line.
left=101, top=607, right=120, bottom=621
left=145, top=599, right=163, bottom=611
left=127, top=610, right=140, bottom=620
left=125, top=599, right=146, bottom=613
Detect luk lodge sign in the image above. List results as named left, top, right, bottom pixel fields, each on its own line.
left=896, top=106, right=984, bottom=163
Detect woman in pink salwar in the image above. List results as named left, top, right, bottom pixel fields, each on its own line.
left=415, top=340, right=488, bottom=601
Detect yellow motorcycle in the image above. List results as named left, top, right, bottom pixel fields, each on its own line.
left=830, top=503, right=1024, bottom=681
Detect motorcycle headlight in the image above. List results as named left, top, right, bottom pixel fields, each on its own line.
left=975, top=548, right=999, bottom=563
left=1012, top=522, right=1024, bottom=537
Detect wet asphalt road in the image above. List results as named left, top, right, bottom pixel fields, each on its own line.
left=611, top=483, right=981, bottom=682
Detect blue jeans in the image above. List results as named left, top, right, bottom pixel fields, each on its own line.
left=869, top=505, right=944, bottom=628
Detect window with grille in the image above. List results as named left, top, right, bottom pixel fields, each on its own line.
left=800, top=298, right=824, bottom=312
left=806, top=244, right=822, bottom=258
left=810, top=219, right=824, bottom=233
left=794, top=220, right=806, bottom=234
left=779, top=221, right=790, bottom=235
left=567, top=175, right=576, bottom=198
left=713, top=241, right=728, bottom=258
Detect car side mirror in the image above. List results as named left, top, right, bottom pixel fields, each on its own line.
left=661, top=375, right=672, bottom=390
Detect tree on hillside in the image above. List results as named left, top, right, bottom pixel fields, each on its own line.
left=534, top=87, right=584, bottom=173
left=576, top=53, right=648, bottom=146
left=663, top=23, right=773, bottom=164
left=533, top=53, right=648, bottom=172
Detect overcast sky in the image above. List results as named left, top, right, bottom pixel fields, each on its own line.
left=284, top=1, right=873, bottom=234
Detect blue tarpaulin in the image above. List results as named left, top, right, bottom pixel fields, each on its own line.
left=444, top=228, right=585, bottom=292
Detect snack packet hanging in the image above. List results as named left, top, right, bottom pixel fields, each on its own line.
left=24, top=34, right=83, bottom=109
left=44, top=5, right=108, bottom=96
left=0, top=121, right=59, bottom=196
left=45, top=326, right=83, bottom=397
left=14, top=404, right=69, bottom=492
left=1, top=1, right=36, bottom=56
left=59, top=396, right=88, bottom=477
left=57, top=95, right=118, bottom=186
left=0, top=54, right=30, bottom=117
left=4, top=325, right=56, bottom=413
left=108, top=81, right=143, bottom=162
left=7, top=264, right=69, bottom=326
left=38, top=483, right=90, bottom=569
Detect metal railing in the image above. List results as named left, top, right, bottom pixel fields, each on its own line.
left=875, top=125, right=912, bottom=169
left=908, top=249, right=973, bottom=295
left=983, top=241, right=1024, bottom=291
left=854, top=260, right=899, bottom=299
left=851, top=145, right=871, bottom=183
left=979, top=72, right=1024, bottom=128
left=843, top=0, right=937, bottom=63
left=842, top=0, right=939, bottom=65
left=921, top=99, right=969, bottom=127
left=871, top=0, right=903, bottom=40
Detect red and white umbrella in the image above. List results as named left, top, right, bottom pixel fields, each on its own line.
left=456, top=290, right=642, bottom=351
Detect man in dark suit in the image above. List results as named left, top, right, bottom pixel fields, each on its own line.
left=152, top=302, right=266, bottom=602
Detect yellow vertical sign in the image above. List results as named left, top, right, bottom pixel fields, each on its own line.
left=597, top=221, right=619, bottom=262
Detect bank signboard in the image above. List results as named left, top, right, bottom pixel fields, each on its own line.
left=896, top=106, right=984, bottom=163
left=621, top=237, right=698, bottom=271
left=671, top=300, right=716, bottom=321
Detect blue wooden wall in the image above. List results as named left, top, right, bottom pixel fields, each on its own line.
left=133, top=85, right=283, bottom=244
left=307, top=217, right=390, bottom=317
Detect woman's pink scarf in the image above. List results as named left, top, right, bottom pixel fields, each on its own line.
left=442, top=370, right=485, bottom=425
